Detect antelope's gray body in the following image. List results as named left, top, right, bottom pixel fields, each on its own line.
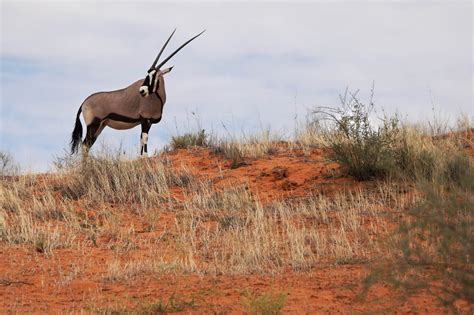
left=82, top=78, right=166, bottom=130
left=70, top=29, right=204, bottom=155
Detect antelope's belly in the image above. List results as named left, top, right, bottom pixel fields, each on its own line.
left=103, top=119, right=140, bottom=130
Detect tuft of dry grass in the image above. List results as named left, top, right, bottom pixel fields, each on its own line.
left=169, top=129, right=208, bottom=150
left=103, top=257, right=180, bottom=283
left=293, top=118, right=330, bottom=153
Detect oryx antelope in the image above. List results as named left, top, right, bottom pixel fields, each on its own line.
left=70, top=29, right=205, bottom=155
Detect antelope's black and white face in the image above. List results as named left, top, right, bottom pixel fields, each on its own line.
left=139, top=67, right=172, bottom=98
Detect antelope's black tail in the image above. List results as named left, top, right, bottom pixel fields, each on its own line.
left=70, top=106, right=83, bottom=154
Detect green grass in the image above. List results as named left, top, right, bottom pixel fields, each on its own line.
left=241, top=289, right=287, bottom=315
left=169, top=129, right=208, bottom=149
left=137, top=294, right=195, bottom=313
left=92, top=294, right=195, bottom=314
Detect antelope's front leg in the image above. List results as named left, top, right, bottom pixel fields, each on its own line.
left=140, top=119, right=152, bottom=156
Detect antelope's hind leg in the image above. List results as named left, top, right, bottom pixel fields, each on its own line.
left=140, top=119, right=152, bottom=156
left=82, top=118, right=104, bottom=153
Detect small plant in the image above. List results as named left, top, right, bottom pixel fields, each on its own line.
left=211, top=140, right=245, bottom=169
left=34, top=233, right=48, bottom=254
left=241, top=289, right=287, bottom=315
left=32, top=230, right=61, bottom=256
left=218, top=215, right=243, bottom=230
left=314, top=87, right=400, bottom=180
left=138, top=294, right=195, bottom=313
left=170, top=129, right=208, bottom=149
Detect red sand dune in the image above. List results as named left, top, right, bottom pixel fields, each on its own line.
left=1, top=145, right=471, bottom=314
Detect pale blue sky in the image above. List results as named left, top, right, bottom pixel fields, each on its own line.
left=1, top=1, right=472, bottom=172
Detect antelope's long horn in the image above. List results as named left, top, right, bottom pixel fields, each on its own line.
left=156, top=30, right=206, bottom=69
left=150, top=28, right=177, bottom=70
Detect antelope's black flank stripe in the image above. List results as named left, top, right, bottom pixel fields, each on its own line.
left=105, top=113, right=141, bottom=123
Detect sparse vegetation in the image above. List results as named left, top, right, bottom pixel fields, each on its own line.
left=314, top=88, right=471, bottom=186
left=314, top=87, right=400, bottom=180
left=137, top=294, right=195, bottom=313
left=294, top=116, right=329, bottom=152
left=391, top=125, right=471, bottom=185
left=103, top=257, right=179, bottom=283
left=211, top=139, right=245, bottom=168
left=241, top=289, right=287, bottom=315
left=208, top=129, right=282, bottom=168
left=56, top=148, right=171, bottom=207
left=363, top=158, right=473, bottom=310
left=170, top=129, right=208, bottom=149
left=92, top=294, right=195, bottom=314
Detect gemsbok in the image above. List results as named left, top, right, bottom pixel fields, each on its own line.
left=70, top=29, right=205, bottom=155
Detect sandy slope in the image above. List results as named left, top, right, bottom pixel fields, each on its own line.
left=0, top=146, right=467, bottom=314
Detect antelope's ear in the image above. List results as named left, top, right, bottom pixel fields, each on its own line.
left=161, top=66, right=173, bottom=75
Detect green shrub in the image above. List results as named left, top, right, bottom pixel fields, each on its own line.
left=314, top=88, right=400, bottom=180
left=170, top=129, right=208, bottom=149
left=314, top=88, right=471, bottom=185
left=241, top=290, right=287, bottom=315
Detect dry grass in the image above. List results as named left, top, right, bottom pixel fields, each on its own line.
left=173, top=128, right=282, bottom=168
left=293, top=118, right=330, bottom=153
left=56, top=152, right=171, bottom=207
left=172, top=177, right=416, bottom=274
left=103, top=256, right=180, bottom=283
left=0, top=149, right=182, bottom=256
left=393, top=124, right=472, bottom=185
left=1, top=149, right=409, bottom=272
left=0, top=175, right=78, bottom=255
left=1, top=121, right=468, bottom=269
